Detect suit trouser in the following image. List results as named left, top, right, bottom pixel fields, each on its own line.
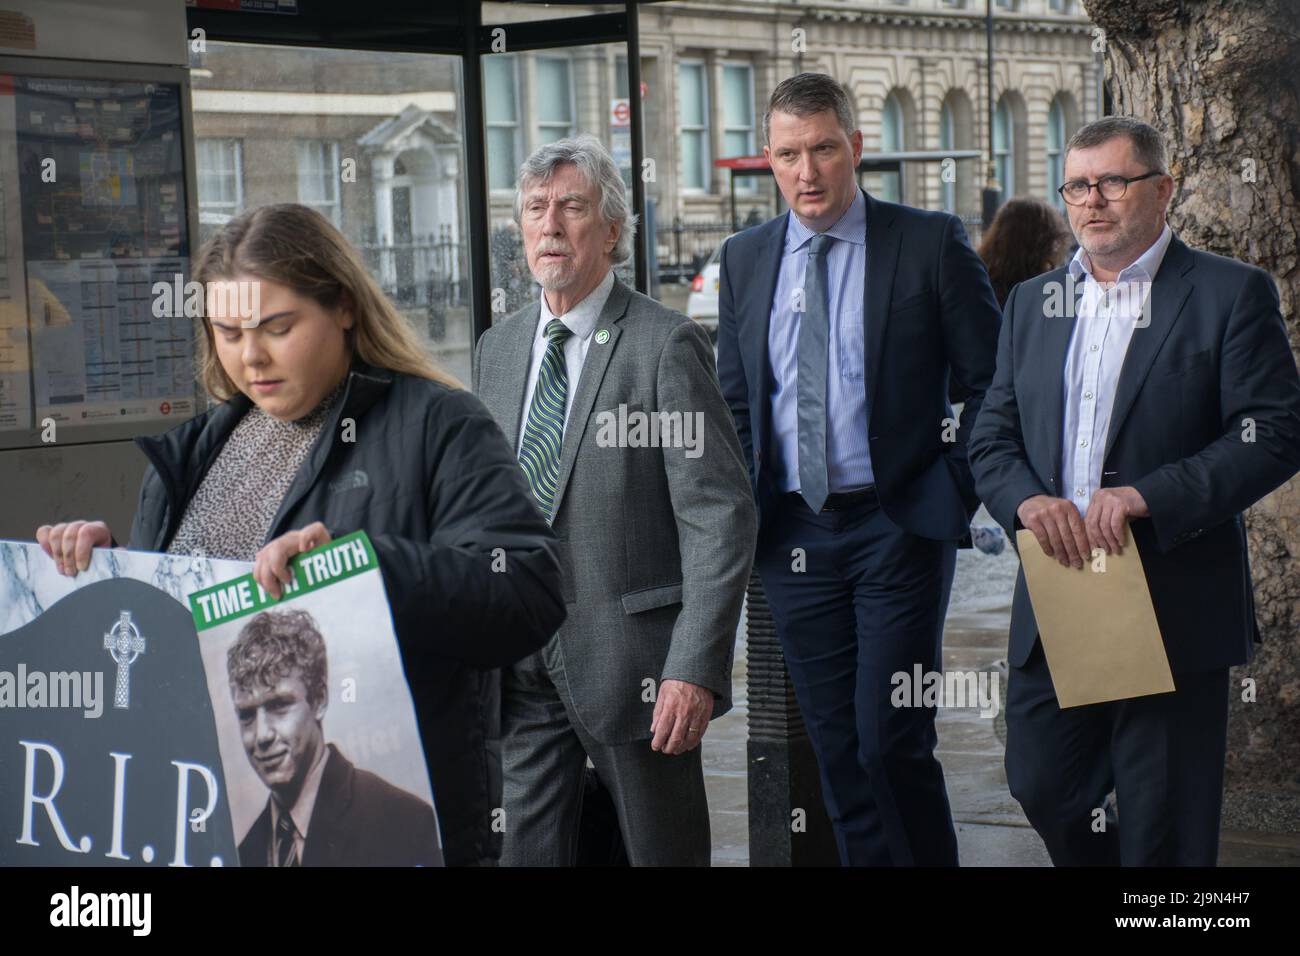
left=500, top=636, right=711, bottom=866
left=754, top=490, right=959, bottom=866
left=1005, top=640, right=1229, bottom=866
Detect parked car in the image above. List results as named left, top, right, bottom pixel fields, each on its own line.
left=685, top=236, right=733, bottom=335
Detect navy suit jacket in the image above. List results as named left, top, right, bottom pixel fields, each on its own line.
left=238, top=744, right=441, bottom=867
left=970, top=236, right=1300, bottom=674
left=716, top=189, right=1002, bottom=540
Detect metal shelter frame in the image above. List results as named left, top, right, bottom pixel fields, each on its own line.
left=187, top=0, right=655, bottom=345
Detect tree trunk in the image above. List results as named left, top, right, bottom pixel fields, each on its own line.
left=1084, top=0, right=1300, bottom=818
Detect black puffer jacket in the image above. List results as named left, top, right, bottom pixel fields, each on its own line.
left=129, top=360, right=566, bottom=865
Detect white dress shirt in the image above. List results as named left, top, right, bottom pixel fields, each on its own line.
left=1060, top=223, right=1173, bottom=516
left=269, top=741, right=330, bottom=866
left=516, top=269, right=615, bottom=454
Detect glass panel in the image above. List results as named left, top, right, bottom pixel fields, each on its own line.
left=882, top=95, right=904, bottom=152
left=192, top=41, right=474, bottom=386
left=1048, top=100, right=1065, bottom=208
left=536, top=57, right=572, bottom=126
left=679, top=64, right=705, bottom=127
left=614, top=55, right=629, bottom=100
left=483, top=56, right=517, bottom=123
left=479, top=40, right=637, bottom=319
left=296, top=141, right=331, bottom=204
left=995, top=100, right=1013, bottom=196
left=880, top=171, right=901, bottom=203
left=481, top=1, right=624, bottom=24
left=487, top=127, right=517, bottom=192
left=197, top=139, right=239, bottom=210
left=940, top=103, right=955, bottom=213
left=723, top=65, right=751, bottom=127
left=682, top=131, right=705, bottom=189
left=724, top=130, right=750, bottom=159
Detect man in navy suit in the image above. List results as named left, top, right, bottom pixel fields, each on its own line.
left=970, top=117, right=1300, bottom=865
left=716, top=72, right=1001, bottom=865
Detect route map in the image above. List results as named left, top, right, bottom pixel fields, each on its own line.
left=4, top=73, right=196, bottom=432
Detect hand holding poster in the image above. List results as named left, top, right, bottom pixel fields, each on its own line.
left=188, top=531, right=441, bottom=866
left=0, top=531, right=442, bottom=867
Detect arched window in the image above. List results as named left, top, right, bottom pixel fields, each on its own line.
left=1047, top=97, right=1067, bottom=209
left=938, top=90, right=974, bottom=215
left=881, top=91, right=905, bottom=202
left=994, top=96, right=1014, bottom=198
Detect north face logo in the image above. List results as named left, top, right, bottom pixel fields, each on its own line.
left=328, top=470, right=370, bottom=494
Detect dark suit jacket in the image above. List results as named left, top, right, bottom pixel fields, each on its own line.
left=716, top=189, right=1002, bottom=540
left=969, top=235, right=1300, bottom=674
left=238, top=744, right=441, bottom=866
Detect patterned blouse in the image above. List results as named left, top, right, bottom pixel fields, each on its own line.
left=167, top=382, right=345, bottom=562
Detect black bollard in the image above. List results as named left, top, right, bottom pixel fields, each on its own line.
left=745, top=572, right=839, bottom=866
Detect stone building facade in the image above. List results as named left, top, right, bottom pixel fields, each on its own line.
left=633, top=0, right=1101, bottom=229
left=187, top=0, right=1103, bottom=331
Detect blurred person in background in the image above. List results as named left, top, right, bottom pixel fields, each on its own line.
left=977, top=198, right=1073, bottom=309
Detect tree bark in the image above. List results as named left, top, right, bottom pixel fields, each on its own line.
left=1084, top=0, right=1300, bottom=814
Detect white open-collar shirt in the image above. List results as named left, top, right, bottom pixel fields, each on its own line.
left=1060, top=223, right=1173, bottom=515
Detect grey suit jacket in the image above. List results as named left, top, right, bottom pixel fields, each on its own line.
left=473, top=276, right=757, bottom=745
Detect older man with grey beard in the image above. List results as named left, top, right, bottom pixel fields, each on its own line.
left=472, top=135, right=756, bottom=866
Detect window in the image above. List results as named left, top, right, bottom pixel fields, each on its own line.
left=535, top=55, right=574, bottom=144
left=994, top=97, right=1014, bottom=197
left=940, top=100, right=956, bottom=213
left=721, top=64, right=753, bottom=158
left=678, top=61, right=709, bottom=191
left=193, top=41, right=474, bottom=386
left=1049, top=0, right=1074, bottom=11
left=995, top=0, right=1020, bottom=10
left=296, top=140, right=340, bottom=225
left=484, top=54, right=520, bottom=191
left=615, top=54, right=629, bottom=100
left=722, top=63, right=755, bottom=193
left=1047, top=97, right=1067, bottom=209
left=196, top=138, right=243, bottom=216
left=940, top=0, right=968, bottom=7
left=880, top=92, right=905, bottom=203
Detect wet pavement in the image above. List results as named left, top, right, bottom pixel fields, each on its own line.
left=703, top=539, right=1300, bottom=866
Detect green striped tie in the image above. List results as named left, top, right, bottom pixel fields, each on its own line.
left=518, top=318, right=573, bottom=520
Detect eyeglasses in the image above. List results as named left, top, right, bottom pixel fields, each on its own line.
left=1057, top=170, right=1163, bottom=206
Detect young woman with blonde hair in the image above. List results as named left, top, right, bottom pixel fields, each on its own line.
left=37, top=203, right=565, bottom=866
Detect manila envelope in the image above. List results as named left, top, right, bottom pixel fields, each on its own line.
left=1015, top=529, right=1175, bottom=708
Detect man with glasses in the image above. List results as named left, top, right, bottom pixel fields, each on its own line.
left=970, top=116, right=1300, bottom=865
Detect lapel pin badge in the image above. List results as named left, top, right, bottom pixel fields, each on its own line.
left=595, top=328, right=610, bottom=345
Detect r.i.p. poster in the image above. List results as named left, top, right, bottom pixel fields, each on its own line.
left=0, top=531, right=441, bottom=867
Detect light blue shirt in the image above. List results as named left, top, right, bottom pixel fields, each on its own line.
left=767, top=188, right=873, bottom=493
left=1061, top=223, right=1173, bottom=515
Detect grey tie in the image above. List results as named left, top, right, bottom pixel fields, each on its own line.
left=797, top=233, right=834, bottom=513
